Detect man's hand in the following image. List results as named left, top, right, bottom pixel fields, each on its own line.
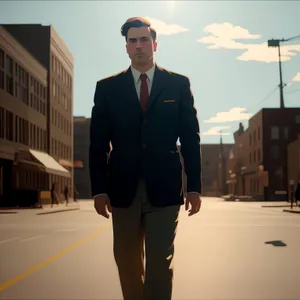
left=94, top=195, right=112, bottom=219
left=185, top=193, right=202, bottom=216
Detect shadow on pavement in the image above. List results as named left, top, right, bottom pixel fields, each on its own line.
left=265, top=240, right=287, bottom=247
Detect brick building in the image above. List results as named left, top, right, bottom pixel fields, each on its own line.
left=217, top=140, right=234, bottom=196
left=0, top=24, right=74, bottom=206
left=200, top=143, right=233, bottom=196
left=287, top=135, right=300, bottom=199
left=73, top=116, right=91, bottom=199
left=226, top=108, right=300, bottom=201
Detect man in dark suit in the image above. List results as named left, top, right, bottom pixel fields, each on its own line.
left=89, top=17, right=202, bottom=300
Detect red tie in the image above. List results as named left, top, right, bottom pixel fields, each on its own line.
left=140, top=74, right=149, bottom=112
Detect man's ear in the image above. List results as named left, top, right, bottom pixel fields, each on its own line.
left=153, top=41, right=157, bottom=52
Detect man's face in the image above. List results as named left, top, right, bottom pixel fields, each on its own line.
left=126, top=26, right=157, bottom=66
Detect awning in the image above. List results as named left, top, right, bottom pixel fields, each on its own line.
left=14, top=148, right=71, bottom=178
left=29, top=149, right=71, bottom=178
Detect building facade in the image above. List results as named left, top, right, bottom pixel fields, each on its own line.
left=226, top=108, right=300, bottom=200
left=2, top=24, right=75, bottom=199
left=200, top=143, right=233, bottom=196
left=0, top=25, right=72, bottom=206
left=73, top=116, right=91, bottom=199
left=287, top=135, right=300, bottom=199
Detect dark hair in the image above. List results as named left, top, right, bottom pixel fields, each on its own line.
left=121, top=17, right=157, bottom=41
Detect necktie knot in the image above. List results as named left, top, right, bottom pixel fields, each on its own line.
left=140, top=74, right=147, bottom=82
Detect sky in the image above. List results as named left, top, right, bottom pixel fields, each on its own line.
left=1, top=1, right=300, bottom=144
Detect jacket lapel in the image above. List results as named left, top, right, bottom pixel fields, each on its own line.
left=146, top=65, right=165, bottom=113
left=122, top=67, right=143, bottom=114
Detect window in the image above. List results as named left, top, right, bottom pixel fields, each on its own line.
left=5, top=55, right=14, bottom=95
left=0, top=49, right=4, bottom=90
left=271, top=145, right=280, bottom=159
left=249, top=134, right=252, bottom=146
left=0, top=48, right=4, bottom=68
left=284, top=127, right=289, bottom=139
left=271, top=126, right=279, bottom=140
left=258, top=149, right=261, bottom=161
left=64, top=95, right=68, bottom=110
left=5, top=111, right=13, bottom=141
left=253, top=130, right=256, bottom=144
left=36, top=126, right=39, bottom=149
left=5, top=55, right=13, bottom=75
left=52, top=80, right=56, bottom=97
left=249, top=152, right=252, bottom=164
left=0, top=69, right=4, bottom=90
left=296, top=115, right=300, bottom=124
left=52, top=55, right=55, bottom=72
left=33, top=125, right=36, bottom=148
left=24, top=120, right=29, bottom=146
left=44, top=130, right=47, bottom=151
left=15, top=116, right=18, bottom=143
left=258, top=126, right=260, bottom=140
left=0, top=107, right=4, bottom=138
left=6, top=74, right=13, bottom=96
left=4, top=55, right=12, bottom=94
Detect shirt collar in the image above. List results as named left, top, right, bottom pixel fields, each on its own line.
left=131, top=64, right=156, bottom=84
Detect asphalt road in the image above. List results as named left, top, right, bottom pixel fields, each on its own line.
left=0, top=198, right=300, bottom=300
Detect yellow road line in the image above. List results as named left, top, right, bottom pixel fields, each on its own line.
left=0, top=224, right=110, bottom=293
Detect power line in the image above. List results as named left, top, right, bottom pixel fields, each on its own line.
left=285, top=34, right=300, bottom=42
left=247, top=86, right=279, bottom=111
left=285, top=88, right=300, bottom=95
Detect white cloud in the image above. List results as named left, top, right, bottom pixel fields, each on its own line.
left=202, top=126, right=231, bottom=136
left=203, top=107, right=252, bottom=123
left=287, top=72, right=300, bottom=87
left=145, top=17, right=189, bottom=36
left=197, top=22, right=300, bottom=63
left=203, top=22, right=261, bottom=40
left=292, top=73, right=300, bottom=82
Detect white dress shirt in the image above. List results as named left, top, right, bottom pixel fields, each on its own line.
left=130, top=64, right=155, bottom=100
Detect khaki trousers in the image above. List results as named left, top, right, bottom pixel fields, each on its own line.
left=111, top=180, right=181, bottom=300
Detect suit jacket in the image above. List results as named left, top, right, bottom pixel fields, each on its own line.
left=89, top=64, right=202, bottom=208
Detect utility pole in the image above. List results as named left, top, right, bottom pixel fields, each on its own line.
left=268, top=35, right=300, bottom=109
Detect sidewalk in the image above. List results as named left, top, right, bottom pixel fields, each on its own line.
left=36, top=201, right=80, bottom=215
left=0, top=201, right=80, bottom=215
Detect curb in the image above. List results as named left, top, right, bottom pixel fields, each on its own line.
left=283, top=209, right=300, bottom=214
left=262, top=205, right=291, bottom=208
left=36, top=208, right=80, bottom=215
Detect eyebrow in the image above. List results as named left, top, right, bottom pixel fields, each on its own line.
left=128, top=36, right=150, bottom=41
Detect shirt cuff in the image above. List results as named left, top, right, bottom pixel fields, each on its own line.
left=93, top=193, right=107, bottom=199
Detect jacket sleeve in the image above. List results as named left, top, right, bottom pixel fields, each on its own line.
left=89, top=80, right=111, bottom=197
left=178, top=77, right=202, bottom=194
